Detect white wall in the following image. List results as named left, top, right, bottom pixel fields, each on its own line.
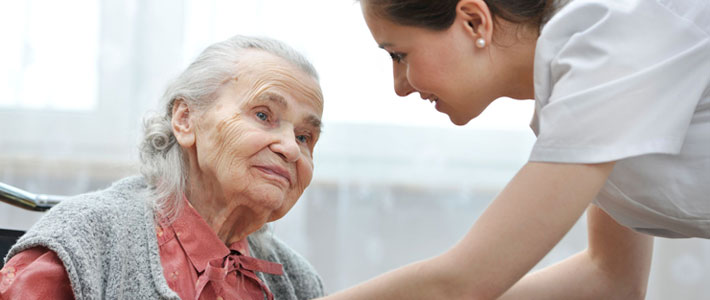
left=1, top=0, right=708, bottom=298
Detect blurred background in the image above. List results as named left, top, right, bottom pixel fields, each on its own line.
left=1, top=1, right=708, bottom=298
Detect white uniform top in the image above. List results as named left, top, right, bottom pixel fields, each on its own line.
left=530, top=0, right=710, bottom=238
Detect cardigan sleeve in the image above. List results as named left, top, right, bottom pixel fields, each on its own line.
left=1, top=247, right=74, bottom=299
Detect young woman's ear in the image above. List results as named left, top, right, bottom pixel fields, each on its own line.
left=171, top=98, right=196, bottom=148
left=456, top=0, right=494, bottom=48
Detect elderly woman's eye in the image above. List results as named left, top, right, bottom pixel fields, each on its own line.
left=296, top=135, right=310, bottom=144
left=256, top=111, right=269, bottom=121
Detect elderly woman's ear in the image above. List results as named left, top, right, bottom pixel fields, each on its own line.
left=171, top=98, right=196, bottom=148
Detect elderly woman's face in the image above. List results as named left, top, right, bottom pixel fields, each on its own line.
left=192, top=50, right=323, bottom=222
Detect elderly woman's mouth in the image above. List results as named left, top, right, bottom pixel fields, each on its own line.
left=254, top=165, right=292, bottom=186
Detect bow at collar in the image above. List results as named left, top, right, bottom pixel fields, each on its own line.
left=195, top=250, right=284, bottom=300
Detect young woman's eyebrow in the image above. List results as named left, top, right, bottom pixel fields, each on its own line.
left=378, top=42, right=393, bottom=49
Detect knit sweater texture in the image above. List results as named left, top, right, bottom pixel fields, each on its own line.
left=5, top=176, right=325, bottom=299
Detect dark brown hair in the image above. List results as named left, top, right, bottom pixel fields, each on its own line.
left=363, top=0, right=554, bottom=31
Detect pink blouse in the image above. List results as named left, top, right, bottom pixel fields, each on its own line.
left=1, top=199, right=283, bottom=300
left=0, top=247, right=73, bottom=299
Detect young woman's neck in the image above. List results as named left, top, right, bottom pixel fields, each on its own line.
left=494, top=23, right=539, bottom=100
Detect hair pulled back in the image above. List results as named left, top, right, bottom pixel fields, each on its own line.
left=363, top=0, right=555, bottom=31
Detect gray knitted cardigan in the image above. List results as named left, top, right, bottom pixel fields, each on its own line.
left=5, top=176, right=325, bottom=299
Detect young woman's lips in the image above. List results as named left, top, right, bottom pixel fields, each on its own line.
left=254, top=165, right=292, bottom=186
left=422, top=94, right=441, bottom=111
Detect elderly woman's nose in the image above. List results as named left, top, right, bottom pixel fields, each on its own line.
left=270, top=128, right=301, bottom=162
left=393, top=64, right=415, bottom=97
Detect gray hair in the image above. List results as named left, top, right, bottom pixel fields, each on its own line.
left=139, top=35, right=320, bottom=225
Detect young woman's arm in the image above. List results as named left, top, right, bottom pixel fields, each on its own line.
left=499, top=205, right=653, bottom=299
left=322, top=161, right=620, bottom=299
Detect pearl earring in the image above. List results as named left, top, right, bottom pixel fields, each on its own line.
left=476, top=38, right=486, bottom=48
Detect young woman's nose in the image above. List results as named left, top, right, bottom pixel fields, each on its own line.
left=270, top=126, right=301, bottom=163
left=393, top=63, right=415, bottom=97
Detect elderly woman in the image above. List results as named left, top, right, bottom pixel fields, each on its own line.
left=1, top=35, right=325, bottom=299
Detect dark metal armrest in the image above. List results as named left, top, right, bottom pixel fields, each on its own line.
left=0, top=228, right=24, bottom=268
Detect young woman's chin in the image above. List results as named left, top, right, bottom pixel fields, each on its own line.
left=448, top=114, right=472, bottom=126
left=438, top=97, right=489, bottom=126
left=446, top=108, right=484, bottom=126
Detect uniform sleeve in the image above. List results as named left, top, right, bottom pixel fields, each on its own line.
left=0, top=247, right=74, bottom=299
left=530, top=0, right=710, bottom=163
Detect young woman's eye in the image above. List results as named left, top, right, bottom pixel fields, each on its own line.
left=256, top=111, right=269, bottom=121
left=389, top=52, right=406, bottom=63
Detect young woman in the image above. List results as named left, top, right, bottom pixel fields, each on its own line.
left=323, top=0, right=710, bottom=298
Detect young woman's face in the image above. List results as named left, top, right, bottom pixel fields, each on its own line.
left=361, top=3, right=503, bottom=125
